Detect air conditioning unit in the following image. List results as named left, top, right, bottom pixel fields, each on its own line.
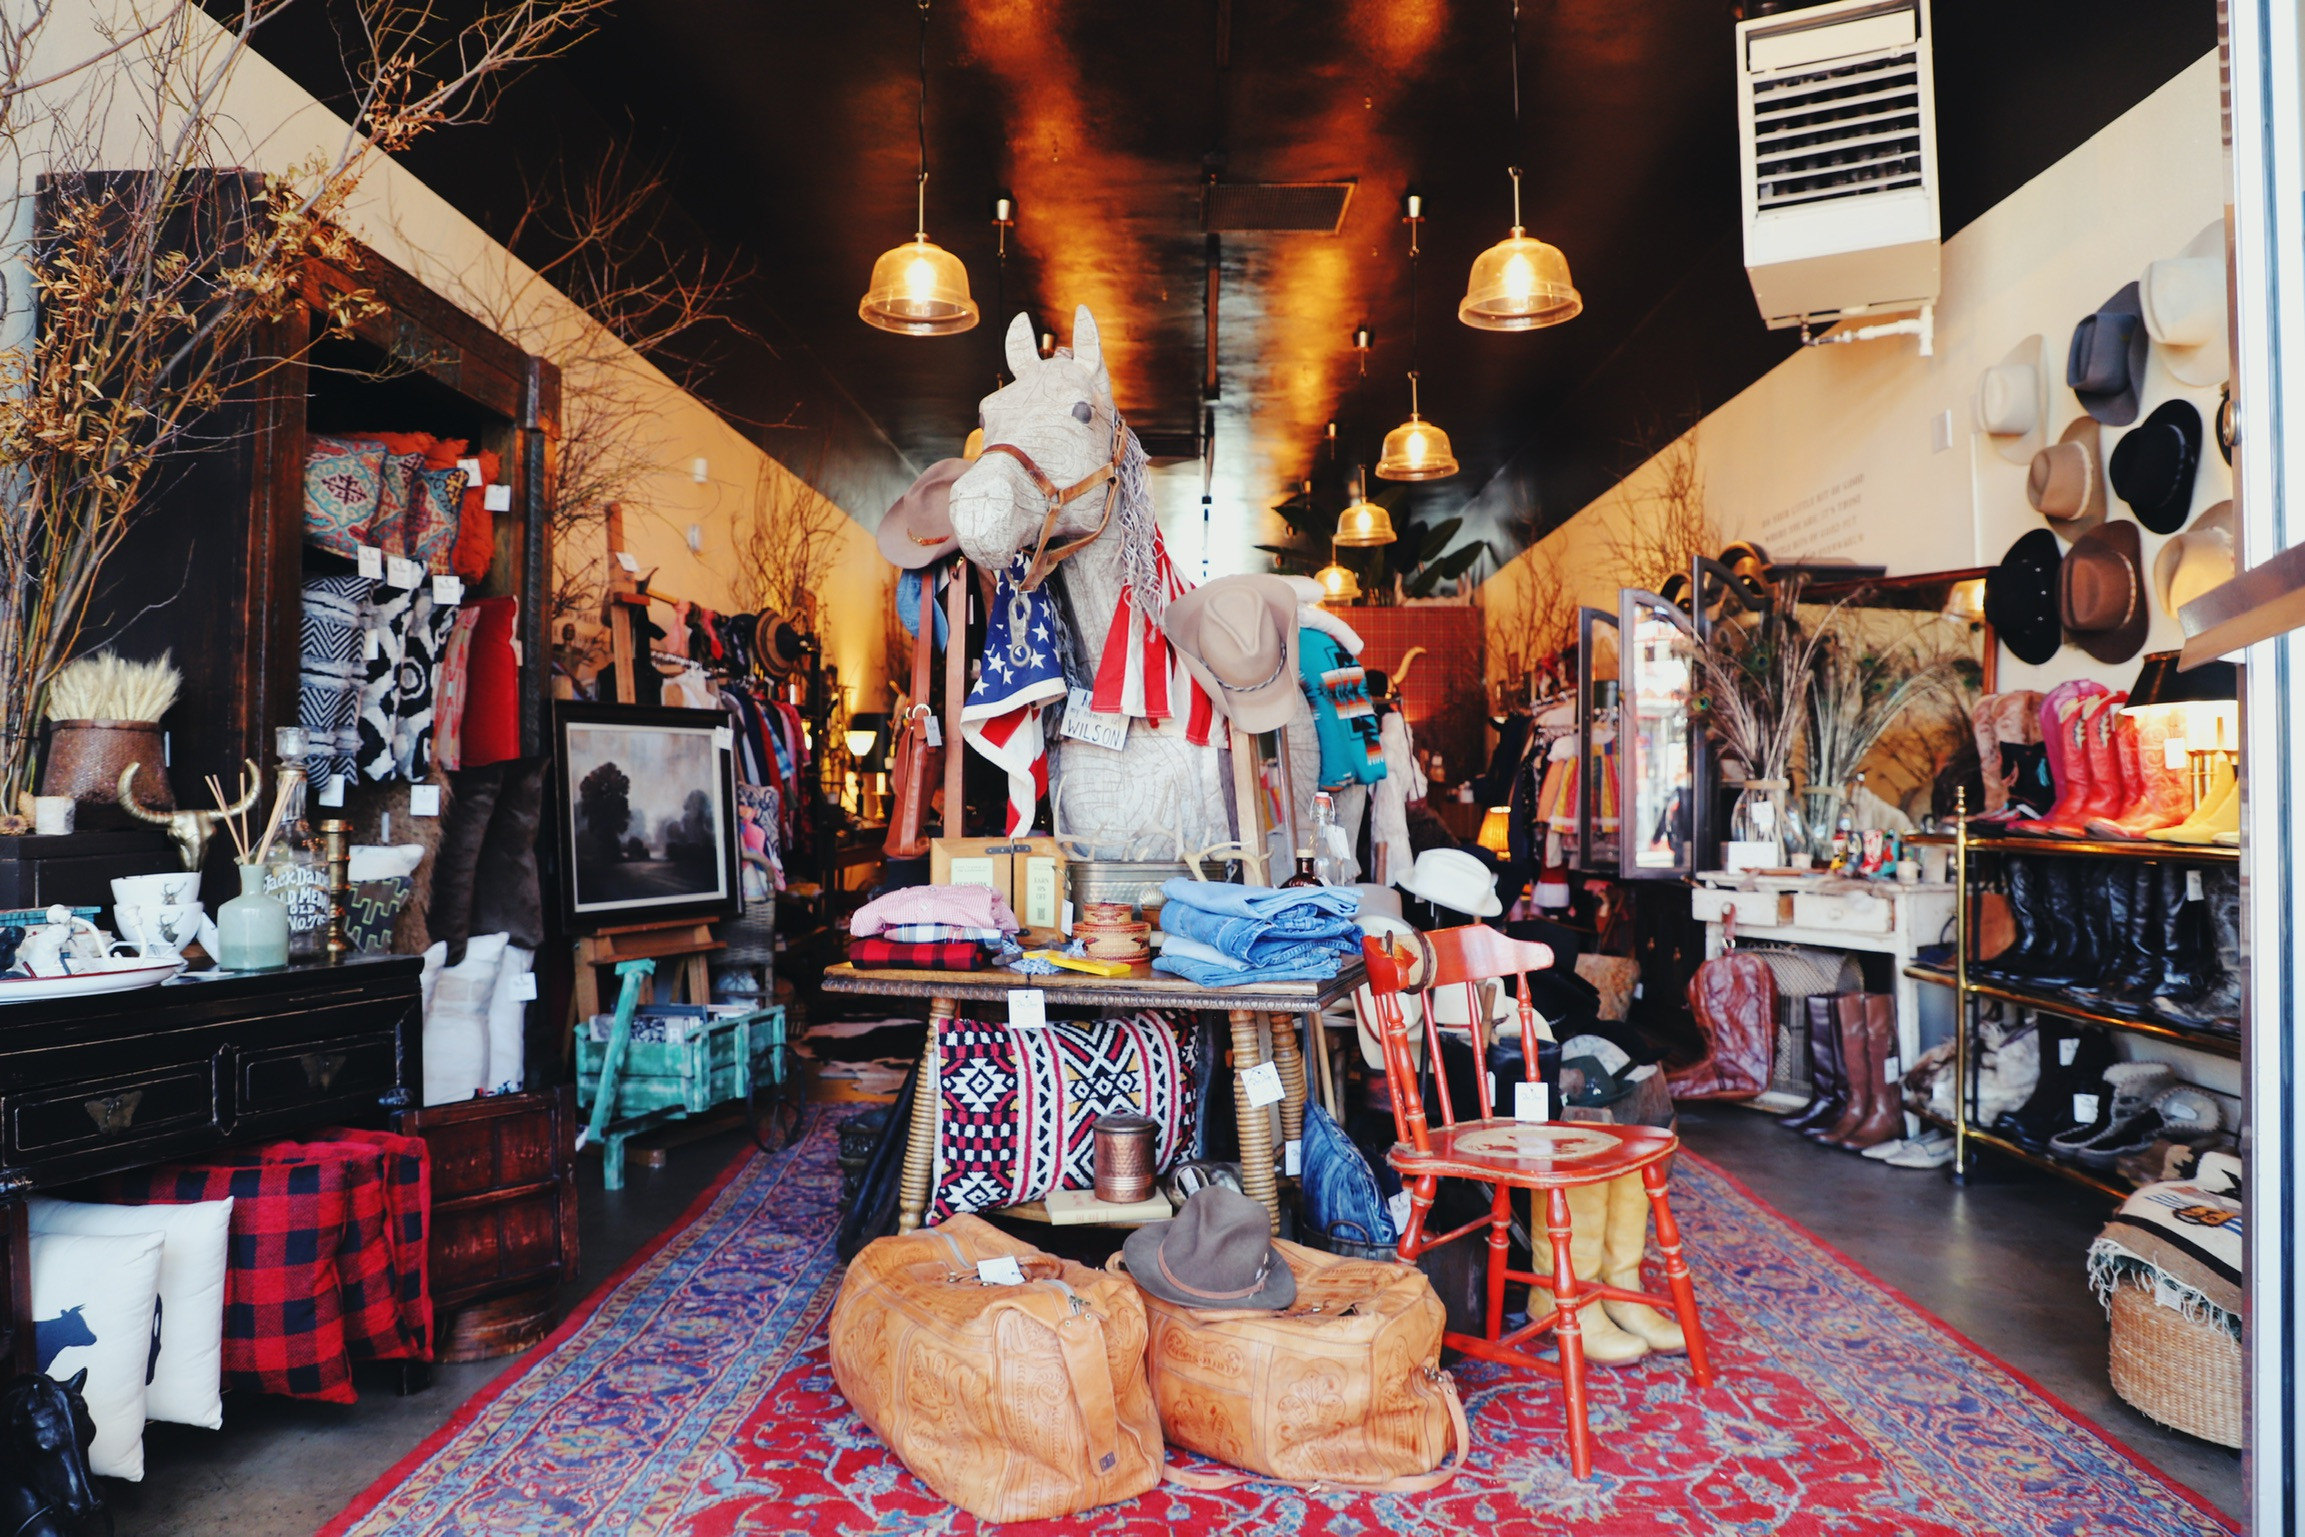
left=1736, top=0, right=1939, bottom=335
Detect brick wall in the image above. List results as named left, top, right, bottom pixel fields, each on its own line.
left=1340, top=605, right=1488, bottom=788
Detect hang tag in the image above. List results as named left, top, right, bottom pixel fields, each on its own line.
left=924, top=713, right=943, bottom=747
left=386, top=556, right=423, bottom=590
left=511, top=972, right=539, bottom=1002
left=2186, top=870, right=2205, bottom=902
left=484, top=483, right=512, bottom=512
left=1241, top=1061, right=1285, bottom=1108
left=2073, top=1092, right=2101, bottom=1124
left=1024, top=856, right=1060, bottom=929
left=355, top=543, right=384, bottom=579
left=2060, top=1036, right=2080, bottom=1066
left=408, top=784, right=442, bottom=818
left=1486, top=1072, right=1497, bottom=1110
left=614, top=551, right=640, bottom=573
left=317, top=775, right=346, bottom=808
left=1059, top=686, right=1131, bottom=750
left=1062, top=898, right=1075, bottom=937
left=1883, top=1055, right=1901, bottom=1082
left=1007, top=988, right=1047, bottom=1030
left=1387, top=1189, right=1413, bottom=1235
left=2165, top=735, right=2191, bottom=770
left=456, top=456, right=482, bottom=481
left=712, top=726, right=733, bottom=751
left=2152, top=1271, right=2187, bottom=1312
left=976, top=1256, right=1026, bottom=1286
left=1284, top=1139, right=1303, bottom=1176
left=364, top=627, right=382, bottom=662
left=431, top=574, right=463, bottom=605
left=1514, top=1081, right=1550, bottom=1123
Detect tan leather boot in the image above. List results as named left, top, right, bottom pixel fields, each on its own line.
left=1530, top=1181, right=1648, bottom=1365
left=1599, top=1170, right=1686, bottom=1352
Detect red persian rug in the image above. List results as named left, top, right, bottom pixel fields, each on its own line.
left=323, top=1111, right=2235, bottom=1536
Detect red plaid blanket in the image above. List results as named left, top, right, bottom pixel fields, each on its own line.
left=849, top=936, right=984, bottom=971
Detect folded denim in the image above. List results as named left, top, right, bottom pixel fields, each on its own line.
left=1152, top=932, right=1247, bottom=972
left=1157, top=878, right=1361, bottom=923
left=1158, top=899, right=1362, bottom=965
left=1151, top=950, right=1342, bottom=987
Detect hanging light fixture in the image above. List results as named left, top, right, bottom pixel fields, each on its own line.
left=1460, top=3, right=1580, bottom=332
left=1377, top=195, right=1458, bottom=481
left=859, top=1, right=978, bottom=336
left=1314, top=547, right=1363, bottom=603
left=1334, top=469, right=1397, bottom=546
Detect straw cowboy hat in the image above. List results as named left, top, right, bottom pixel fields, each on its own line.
left=2141, top=221, right=2229, bottom=389
left=2027, top=416, right=2106, bottom=542
left=1401, top=847, right=1502, bottom=919
left=2154, top=500, right=2235, bottom=620
left=2068, top=283, right=2151, bottom=427
left=2060, top=520, right=2151, bottom=665
left=1978, top=335, right=2051, bottom=466
left=876, top=458, right=969, bottom=570
left=1160, top=574, right=1303, bottom=733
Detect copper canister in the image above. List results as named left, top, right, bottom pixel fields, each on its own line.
left=1093, top=1113, right=1159, bottom=1204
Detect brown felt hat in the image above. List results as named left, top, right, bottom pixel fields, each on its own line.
left=876, top=458, right=969, bottom=570
left=2060, top=520, right=2150, bottom=665
left=2027, top=417, right=2106, bottom=541
left=1159, top=574, right=1303, bottom=734
left=1121, top=1185, right=1295, bottom=1311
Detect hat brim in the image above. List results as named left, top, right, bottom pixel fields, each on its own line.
left=2034, top=418, right=2106, bottom=542
left=1121, top=1221, right=1298, bottom=1311
left=1162, top=576, right=1305, bottom=734
left=2062, top=522, right=2151, bottom=666
left=1984, top=529, right=2066, bottom=666
left=2153, top=501, right=2235, bottom=619
left=1400, top=872, right=1503, bottom=918
left=1983, top=336, right=2050, bottom=466
left=2155, top=222, right=2231, bottom=388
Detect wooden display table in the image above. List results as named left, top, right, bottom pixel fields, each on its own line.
left=820, top=960, right=1366, bottom=1233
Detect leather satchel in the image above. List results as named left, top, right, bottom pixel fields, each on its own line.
left=883, top=576, right=943, bottom=860
left=1669, top=949, right=1777, bottom=1100
left=1121, top=1238, right=1469, bottom=1491
left=829, top=1215, right=1164, bottom=1523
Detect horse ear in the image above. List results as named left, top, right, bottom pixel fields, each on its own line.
left=1004, top=312, right=1038, bottom=382
left=1072, top=304, right=1103, bottom=379
left=63, top=1369, right=85, bottom=1395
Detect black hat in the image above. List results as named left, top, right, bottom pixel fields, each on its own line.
left=1984, top=529, right=2065, bottom=666
left=2108, top=399, right=2205, bottom=535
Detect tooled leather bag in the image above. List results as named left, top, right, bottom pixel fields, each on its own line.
left=1118, top=1238, right=1469, bottom=1491
left=829, top=1215, right=1164, bottom=1523
left=1668, top=948, right=1777, bottom=1101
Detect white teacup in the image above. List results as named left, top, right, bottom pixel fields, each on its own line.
left=115, top=901, right=205, bottom=962
left=113, top=872, right=201, bottom=908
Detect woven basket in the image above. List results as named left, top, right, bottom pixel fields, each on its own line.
left=2108, top=1283, right=2243, bottom=1448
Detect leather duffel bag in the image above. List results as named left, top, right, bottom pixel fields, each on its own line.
left=830, top=1215, right=1164, bottom=1523
left=1120, top=1238, right=1469, bottom=1491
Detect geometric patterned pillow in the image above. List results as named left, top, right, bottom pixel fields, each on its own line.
left=367, top=450, right=427, bottom=560
left=408, top=465, right=469, bottom=574
left=304, top=438, right=387, bottom=557
left=930, top=1010, right=1198, bottom=1223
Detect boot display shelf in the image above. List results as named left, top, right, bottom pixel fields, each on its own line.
left=1902, top=966, right=2241, bottom=1060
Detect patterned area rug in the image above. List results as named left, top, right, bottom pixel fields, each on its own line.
left=323, top=1112, right=2235, bottom=1536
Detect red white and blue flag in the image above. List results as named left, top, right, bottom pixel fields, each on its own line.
left=962, top=555, right=1068, bottom=833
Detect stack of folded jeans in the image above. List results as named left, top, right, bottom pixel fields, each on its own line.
left=1152, top=880, right=1363, bottom=986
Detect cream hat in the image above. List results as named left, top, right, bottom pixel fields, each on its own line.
left=2154, top=500, right=2235, bottom=620
left=2027, top=416, right=2106, bottom=542
left=1159, top=574, right=1303, bottom=733
left=1976, top=335, right=2050, bottom=466
left=1401, top=847, right=1502, bottom=918
left=2141, top=221, right=2229, bottom=389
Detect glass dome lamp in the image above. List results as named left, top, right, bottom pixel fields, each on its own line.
left=1314, top=559, right=1362, bottom=603
left=1333, top=471, right=1397, bottom=546
left=1375, top=372, right=1459, bottom=481
left=1459, top=168, right=1581, bottom=332
left=860, top=228, right=979, bottom=336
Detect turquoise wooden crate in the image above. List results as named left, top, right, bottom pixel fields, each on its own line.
left=575, top=1001, right=787, bottom=1189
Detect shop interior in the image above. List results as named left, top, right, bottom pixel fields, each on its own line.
left=0, top=0, right=2266, bottom=1532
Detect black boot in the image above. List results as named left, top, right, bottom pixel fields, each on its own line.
left=2148, top=862, right=2213, bottom=1005
left=1973, top=859, right=2042, bottom=982
left=2081, top=864, right=2159, bottom=1015
left=1997, top=1022, right=2115, bottom=1150
left=2155, top=865, right=2244, bottom=1034
left=1781, top=994, right=1847, bottom=1131
left=2027, top=860, right=2097, bottom=988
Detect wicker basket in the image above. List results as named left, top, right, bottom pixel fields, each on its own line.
left=2108, top=1282, right=2243, bottom=1448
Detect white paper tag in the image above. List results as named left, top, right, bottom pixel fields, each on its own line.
left=925, top=713, right=943, bottom=747
left=355, top=543, right=384, bottom=579
left=483, top=483, right=512, bottom=512
left=1883, top=1055, right=1901, bottom=1082
left=948, top=856, right=997, bottom=888
left=511, top=972, right=539, bottom=1002
left=2152, top=1271, right=2187, bottom=1312
left=1284, top=1139, right=1303, bottom=1176
left=317, top=775, right=346, bottom=808
left=975, top=1256, right=1026, bottom=1286
left=2060, top=1036, right=2080, bottom=1066
left=386, top=556, right=423, bottom=590
left=1241, top=1060, right=1285, bottom=1108
left=1059, top=686, right=1132, bottom=750
left=1386, top=1189, right=1413, bottom=1235
left=712, top=726, right=733, bottom=751
left=1486, top=1072, right=1497, bottom=1110
left=2186, top=870, right=2206, bottom=902
left=2165, top=735, right=2191, bottom=770
left=1514, top=1081, right=1550, bottom=1123
left=2073, top=1092, right=2101, bottom=1124
left=431, top=574, right=463, bottom=605
left=1062, top=899, right=1075, bottom=937
left=1007, top=988, right=1047, bottom=1030
left=1024, top=856, right=1060, bottom=929
left=456, top=456, right=483, bottom=481
left=408, top=784, right=441, bottom=818
left=614, top=550, right=640, bottom=573
left=364, top=627, right=382, bottom=662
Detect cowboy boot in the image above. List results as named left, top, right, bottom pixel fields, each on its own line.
left=2154, top=866, right=2244, bottom=1032
left=1780, top=994, right=1847, bottom=1132
left=2061, top=694, right=2132, bottom=831
left=1972, top=859, right=2042, bottom=981
left=1529, top=1181, right=1648, bottom=1365
left=2088, top=706, right=2194, bottom=838
left=2023, top=859, right=2094, bottom=988
left=1973, top=691, right=2047, bottom=823
left=1814, top=994, right=1874, bottom=1146
left=1599, top=1170, right=1685, bottom=1353
left=2011, top=682, right=2112, bottom=835
left=1836, top=996, right=1904, bottom=1149
left=2151, top=759, right=2241, bottom=845
left=1971, top=696, right=2007, bottom=816
left=2073, top=862, right=2155, bottom=1012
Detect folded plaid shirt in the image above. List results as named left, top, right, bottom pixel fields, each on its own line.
left=849, top=937, right=985, bottom=971
left=880, top=923, right=1006, bottom=943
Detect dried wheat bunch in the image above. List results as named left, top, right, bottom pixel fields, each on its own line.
left=43, top=651, right=181, bottom=723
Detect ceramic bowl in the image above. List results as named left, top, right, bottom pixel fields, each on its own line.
left=115, top=901, right=206, bottom=961
left=112, top=871, right=201, bottom=908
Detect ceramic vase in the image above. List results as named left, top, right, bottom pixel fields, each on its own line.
left=215, top=863, right=289, bottom=971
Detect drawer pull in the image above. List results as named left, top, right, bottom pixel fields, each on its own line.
left=300, top=1052, right=349, bottom=1091
left=84, top=1091, right=143, bottom=1137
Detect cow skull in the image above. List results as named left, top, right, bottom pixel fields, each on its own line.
left=117, top=760, right=259, bottom=871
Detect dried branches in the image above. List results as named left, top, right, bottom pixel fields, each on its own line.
left=1803, top=623, right=1959, bottom=801
left=1696, top=589, right=1834, bottom=785
left=735, top=447, right=844, bottom=625
left=1603, top=431, right=1716, bottom=594
left=1486, top=554, right=1574, bottom=699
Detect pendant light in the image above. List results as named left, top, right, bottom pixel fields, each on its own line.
left=1376, top=197, right=1459, bottom=481
left=859, top=0, right=978, bottom=336
left=1460, top=3, right=1580, bottom=332
left=1334, top=469, right=1397, bottom=546
left=1314, top=547, right=1363, bottom=603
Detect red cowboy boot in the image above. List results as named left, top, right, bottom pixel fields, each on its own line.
left=2087, top=704, right=2196, bottom=838
left=2069, top=692, right=2132, bottom=829
left=2010, top=680, right=2112, bottom=835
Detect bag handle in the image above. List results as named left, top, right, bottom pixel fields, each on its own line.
left=1158, top=1369, right=1471, bottom=1494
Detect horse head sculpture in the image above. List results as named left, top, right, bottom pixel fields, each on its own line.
left=0, top=1370, right=105, bottom=1537
left=118, top=759, right=259, bottom=871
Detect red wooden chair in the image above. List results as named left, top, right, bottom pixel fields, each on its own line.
left=1363, top=926, right=1714, bottom=1478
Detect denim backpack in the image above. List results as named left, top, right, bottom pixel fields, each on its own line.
left=1301, top=1101, right=1396, bottom=1247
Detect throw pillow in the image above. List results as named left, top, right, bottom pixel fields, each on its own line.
left=29, top=1229, right=164, bottom=1479
left=487, top=943, right=534, bottom=1095
left=29, top=1197, right=233, bottom=1430
left=366, top=450, right=429, bottom=559
left=409, top=465, right=469, bottom=574
left=451, top=447, right=501, bottom=583
left=304, top=438, right=387, bottom=558
left=315, top=1127, right=434, bottom=1359
left=459, top=597, right=522, bottom=768
left=425, top=931, right=508, bottom=1105
left=932, top=1011, right=1198, bottom=1223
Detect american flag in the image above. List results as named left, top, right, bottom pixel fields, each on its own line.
left=961, top=555, right=1068, bottom=833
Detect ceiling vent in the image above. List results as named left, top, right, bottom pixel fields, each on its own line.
left=1202, top=181, right=1356, bottom=233
left=1736, top=0, right=1939, bottom=333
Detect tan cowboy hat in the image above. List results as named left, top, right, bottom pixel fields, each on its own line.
left=2027, top=416, right=2106, bottom=542
left=1977, top=335, right=2051, bottom=466
left=2154, top=500, right=2235, bottom=620
left=2141, top=221, right=2229, bottom=389
left=1159, top=574, right=1303, bottom=733
left=2060, top=519, right=2150, bottom=665
left=876, top=458, right=969, bottom=570
left=1351, top=915, right=1433, bottom=1069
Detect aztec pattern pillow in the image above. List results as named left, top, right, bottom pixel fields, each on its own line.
left=931, top=1010, right=1198, bottom=1223
left=304, top=438, right=387, bottom=557
left=366, top=450, right=429, bottom=559
left=409, top=465, right=469, bottom=574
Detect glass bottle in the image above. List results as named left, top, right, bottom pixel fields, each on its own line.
left=1282, top=850, right=1323, bottom=888
left=1309, top=791, right=1345, bottom=885
left=217, top=862, right=291, bottom=971
left=262, top=726, right=330, bottom=958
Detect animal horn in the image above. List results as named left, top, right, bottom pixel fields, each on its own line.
left=223, top=760, right=262, bottom=816
left=116, top=764, right=171, bottom=824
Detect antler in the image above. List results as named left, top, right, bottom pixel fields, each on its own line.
left=216, top=761, right=261, bottom=817
left=115, top=764, right=170, bottom=824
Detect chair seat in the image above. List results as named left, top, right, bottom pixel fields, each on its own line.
left=1391, top=1118, right=1677, bottom=1186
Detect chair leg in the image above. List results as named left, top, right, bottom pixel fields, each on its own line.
left=1545, top=1185, right=1595, bottom=1479
left=1398, top=1174, right=1439, bottom=1261
left=1486, top=1184, right=1512, bottom=1341
left=1642, top=1163, right=1714, bottom=1387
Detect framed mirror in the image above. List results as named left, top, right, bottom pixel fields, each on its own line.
left=1573, top=605, right=1620, bottom=873
left=1617, top=588, right=1701, bottom=880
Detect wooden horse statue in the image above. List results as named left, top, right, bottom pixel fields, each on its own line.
left=947, top=305, right=1322, bottom=859
left=0, top=1371, right=107, bottom=1537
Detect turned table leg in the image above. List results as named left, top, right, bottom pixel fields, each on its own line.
left=896, top=997, right=954, bottom=1233
left=1269, top=1011, right=1308, bottom=1151
left=1229, top=1007, right=1280, bottom=1231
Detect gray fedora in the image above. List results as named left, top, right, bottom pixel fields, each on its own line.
left=2068, top=283, right=2151, bottom=427
left=1121, top=1185, right=1295, bottom=1310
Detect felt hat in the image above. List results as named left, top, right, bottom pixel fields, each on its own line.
left=876, top=458, right=968, bottom=570
left=1401, top=847, right=1502, bottom=919
left=1983, top=528, right=2066, bottom=666
left=2068, top=283, right=2152, bottom=427
left=1159, top=574, right=1303, bottom=733
left=1558, top=1033, right=1639, bottom=1109
left=1121, top=1185, right=1296, bottom=1311
left=2141, top=220, right=2229, bottom=388
left=2060, top=520, right=2150, bottom=665
left=2108, top=398, right=2205, bottom=535
left=1977, top=335, right=2051, bottom=465
left=757, top=615, right=807, bottom=679
left=2154, top=500, right=2236, bottom=619
left=2026, top=416, right=2106, bottom=540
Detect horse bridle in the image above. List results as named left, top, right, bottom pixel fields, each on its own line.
left=977, top=413, right=1126, bottom=594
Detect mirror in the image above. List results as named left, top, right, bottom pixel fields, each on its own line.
left=1618, top=589, right=1699, bottom=880
left=1573, top=605, right=1619, bottom=872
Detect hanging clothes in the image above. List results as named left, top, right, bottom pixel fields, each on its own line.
left=1297, top=628, right=1386, bottom=789
left=1370, top=708, right=1422, bottom=884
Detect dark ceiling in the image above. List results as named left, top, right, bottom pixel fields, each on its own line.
left=243, top=0, right=2216, bottom=569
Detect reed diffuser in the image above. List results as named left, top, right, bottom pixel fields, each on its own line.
left=209, top=764, right=291, bottom=971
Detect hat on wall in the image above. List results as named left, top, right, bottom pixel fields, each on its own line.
left=1159, top=574, right=1303, bottom=733
left=1400, top=847, right=1502, bottom=919
left=2060, top=520, right=2150, bottom=665
left=1977, top=335, right=2051, bottom=465
left=2154, top=500, right=2236, bottom=619
left=2107, top=398, right=2205, bottom=535
left=2026, top=416, right=2106, bottom=540
left=758, top=615, right=808, bottom=678
left=1983, top=528, right=2066, bottom=666
left=1121, top=1185, right=1296, bottom=1311
left=2068, top=283, right=2151, bottom=427
left=2141, top=220, right=2229, bottom=388
left=876, top=458, right=968, bottom=570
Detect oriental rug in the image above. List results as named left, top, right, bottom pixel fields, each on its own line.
left=322, top=1112, right=2234, bottom=1536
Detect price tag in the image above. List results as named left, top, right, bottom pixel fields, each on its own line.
left=976, top=1256, right=1026, bottom=1286
left=614, top=550, right=640, bottom=573
left=1007, top=988, right=1047, bottom=1030
left=1514, top=1081, right=1550, bottom=1123
left=511, top=972, right=539, bottom=1002
left=456, top=456, right=482, bottom=481
left=386, top=556, right=423, bottom=590
left=1241, top=1061, right=1284, bottom=1109
left=1061, top=898, right=1075, bottom=937
left=712, top=726, right=733, bottom=751
left=2186, top=870, right=2206, bottom=902
left=949, top=856, right=997, bottom=888
left=1883, top=1055, right=1901, bottom=1082
left=1284, top=1139, right=1303, bottom=1176
left=1486, top=1072, right=1497, bottom=1111
left=2153, top=1271, right=2188, bottom=1312
left=1386, top=1190, right=1413, bottom=1235
left=355, top=543, right=384, bottom=579
left=316, top=775, right=346, bottom=808
left=2165, top=735, right=2191, bottom=770
left=364, top=627, right=382, bottom=662
left=2060, top=1037, right=2080, bottom=1066
left=408, top=784, right=442, bottom=818
left=2073, top=1092, right=2101, bottom=1124
left=1059, top=686, right=1131, bottom=750
left=431, top=574, right=463, bottom=605
left=924, top=713, right=943, bottom=747
left=484, top=483, right=513, bottom=512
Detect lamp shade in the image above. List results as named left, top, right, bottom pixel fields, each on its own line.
left=1334, top=497, right=1397, bottom=547
left=1375, top=413, right=1459, bottom=481
left=1314, top=561, right=1363, bottom=602
left=1459, top=230, right=1582, bottom=331
left=1477, top=805, right=1512, bottom=854
left=859, top=238, right=979, bottom=335
left=2125, top=651, right=2238, bottom=708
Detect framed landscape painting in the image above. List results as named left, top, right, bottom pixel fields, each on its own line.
left=553, top=702, right=741, bottom=930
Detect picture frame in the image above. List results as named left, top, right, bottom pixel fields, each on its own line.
left=552, top=701, right=741, bottom=931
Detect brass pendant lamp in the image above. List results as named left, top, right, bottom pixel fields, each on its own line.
left=859, top=0, right=978, bottom=336
left=1376, top=197, right=1459, bottom=482
left=1314, top=545, right=1364, bottom=603
left=1460, top=3, right=1580, bottom=332
left=1334, top=468, right=1398, bottom=546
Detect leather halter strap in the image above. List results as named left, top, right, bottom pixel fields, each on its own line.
left=979, top=416, right=1126, bottom=592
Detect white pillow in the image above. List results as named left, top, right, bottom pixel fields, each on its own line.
left=418, top=938, right=448, bottom=1014
left=30, top=1229, right=164, bottom=1480
left=348, top=842, right=427, bottom=882
left=424, top=932, right=507, bottom=1106
left=487, top=942, right=534, bottom=1096
left=29, top=1197, right=232, bottom=1430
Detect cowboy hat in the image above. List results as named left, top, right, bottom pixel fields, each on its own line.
left=757, top=615, right=807, bottom=679
left=1401, top=847, right=1501, bottom=919
left=877, top=458, right=968, bottom=570
left=2141, top=220, right=2229, bottom=388
left=1159, top=574, right=1303, bottom=734
left=2060, top=520, right=2150, bottom=665
left=1983, top=528, right=2066, bottom=666
left=2154, top=500, right=2235, bottom=620
left=1978, top=335, right=2051, bottom=465
left=1352, top=914, right=1433, bottom=1069
left=2108, top=398, right=2205, bottom=536
left=1120, top=1185, right=1296, bottom=1311
left=2068, top=283, right=2152, bottom=427
left=1558, top=1033, right=1639, bottom=1110
left=2027, top=416, right=2106, bottom=541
